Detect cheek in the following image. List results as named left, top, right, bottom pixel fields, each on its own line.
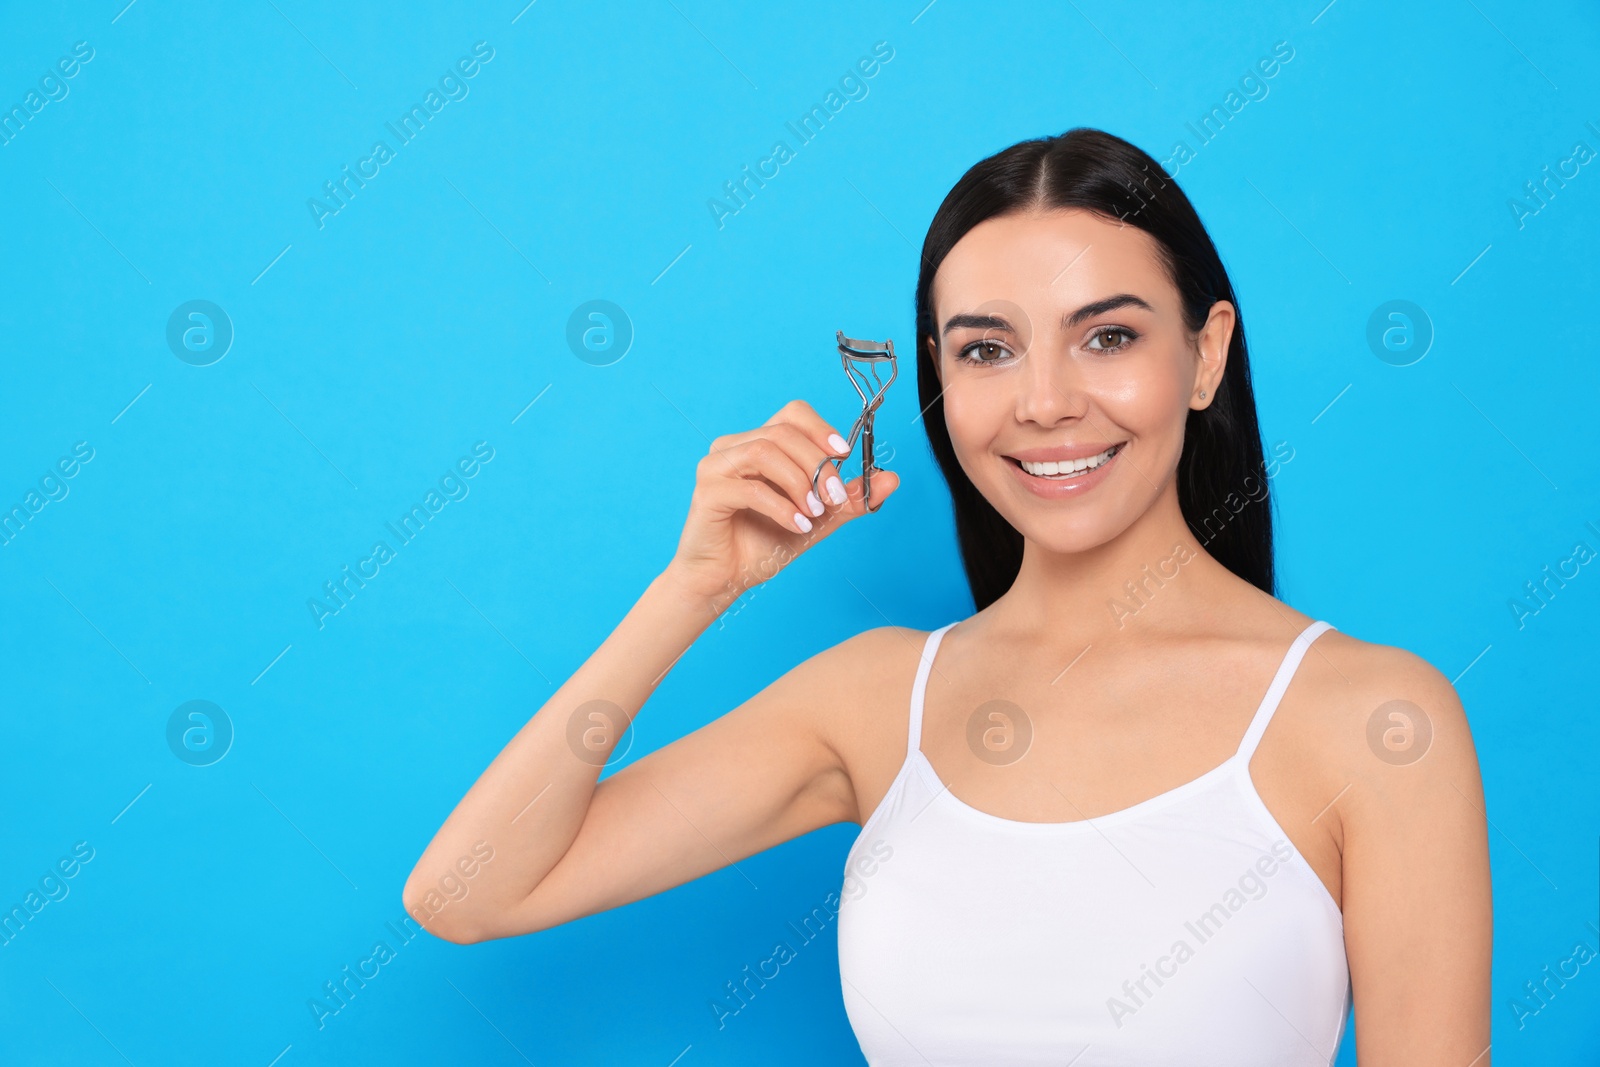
left=1090, top=353, right=1191, bottom=434
left=940, top=378, right=1010, bottom=457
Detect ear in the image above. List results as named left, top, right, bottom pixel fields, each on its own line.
left=1192, top=300, right=1234, bottom=409
left=926, top=334, right=941, bottom=387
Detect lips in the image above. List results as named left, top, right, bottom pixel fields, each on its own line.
left=1011, top=443, right=1123, bottom=479
left=1005, top=440, right=1127, bottom=463
left=1004, top=442, right=1125, bottom=497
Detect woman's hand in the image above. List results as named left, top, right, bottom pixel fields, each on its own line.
left=665, top=399, right=899, bottom=609
left=405, top=401, right=893, bottom=941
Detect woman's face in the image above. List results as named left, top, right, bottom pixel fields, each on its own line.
left=928, top=206, right=1233, bottom=554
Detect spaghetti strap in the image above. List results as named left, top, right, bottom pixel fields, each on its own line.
left=839, top=614, right=1353, bottom=1062
left=907, top=622, right=959, bottom=761
left=1235, top=620, right=1336, bottom=761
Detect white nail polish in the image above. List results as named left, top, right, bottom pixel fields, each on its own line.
left=826, top=476, right=847, bottom=505
left=828, top=433, right=849, bottom=455
left=794, top=512, right=813, bottom=533
left=807, top=491, right=824, bottom=517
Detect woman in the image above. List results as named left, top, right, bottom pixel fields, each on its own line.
left=404, top=128, right=1492, bottom=1064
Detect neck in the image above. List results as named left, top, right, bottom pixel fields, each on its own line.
left=987, top=483, right=1234, bottom=648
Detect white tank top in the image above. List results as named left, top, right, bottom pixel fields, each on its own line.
left=838, top=619, right=1350, bottom=1065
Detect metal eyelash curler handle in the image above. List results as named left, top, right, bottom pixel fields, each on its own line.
left=812, top=330, right=898, bottom=514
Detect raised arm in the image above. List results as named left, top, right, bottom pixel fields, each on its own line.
left=402, top=400, right=900, bottom=943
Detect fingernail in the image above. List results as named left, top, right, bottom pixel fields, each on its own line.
left=828, top=433, right=849, bottom=455
left=826, top=476, right=847, bottom=505
left=793, top=512, right=813, bottom=533
left=806, top=491, right=824, bottom=517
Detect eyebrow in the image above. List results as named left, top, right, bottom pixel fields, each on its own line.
left=940, top=293, right=1156, bottom=337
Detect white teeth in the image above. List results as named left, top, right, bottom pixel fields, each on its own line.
left=1018, top=445, right=1118, bottom=478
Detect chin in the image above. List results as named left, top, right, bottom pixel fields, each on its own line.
left=1028, top=526, right=1121, bottom=556
left=992, top=504, right=1125, bottom=555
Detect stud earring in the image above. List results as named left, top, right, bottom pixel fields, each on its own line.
left=1199, top=389, right=1208, bottom=399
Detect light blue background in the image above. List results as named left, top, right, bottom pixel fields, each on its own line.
left=2, top=0, right=1596, bottom=1063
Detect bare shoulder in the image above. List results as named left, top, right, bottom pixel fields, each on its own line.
left=803, top=621, right=920, bottom=674
left=1304, top=628, right=1481, bottom=761
left=795, top=624, right=935, bottom=825
left=746, top=622, right=915, bottom=721
left=802, top=622, right=929, bottom=745
left=787, top=623, right=919, bottom=711
left=1295, top=627, right=1487, bottom=834
left=1289, top=627, right=1494, bottom=1051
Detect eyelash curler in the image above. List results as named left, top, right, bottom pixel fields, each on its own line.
left=812, top=330, right=898, bottom=514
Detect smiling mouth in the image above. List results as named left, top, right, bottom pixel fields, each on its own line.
left=1010, top=443, right=1124, bottom=479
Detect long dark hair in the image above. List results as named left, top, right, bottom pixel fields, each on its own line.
left=915, top=127, right=1275, bottom=612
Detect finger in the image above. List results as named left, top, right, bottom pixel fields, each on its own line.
left=697, top=460, right=818, bottom=534
left=755, top=421, right=852, bottom=516
left=707, top=425, right=838, bottom=521
left=761, top=399, right=853, bottom=463
left=836, top=469, right=900, bottom=517
left=757, top=418, right=854, bottom=511
left=707, top=423, right=849, bottom=499
left=700, top=436, right=825, bottom=531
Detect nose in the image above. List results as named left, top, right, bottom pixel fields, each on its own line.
left=1014, top=338, right=1087, bottom=426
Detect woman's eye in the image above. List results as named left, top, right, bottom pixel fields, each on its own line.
left=1086, top=327, right=1136, bottom=351
left=958, top=340, right=1010, bottom=364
